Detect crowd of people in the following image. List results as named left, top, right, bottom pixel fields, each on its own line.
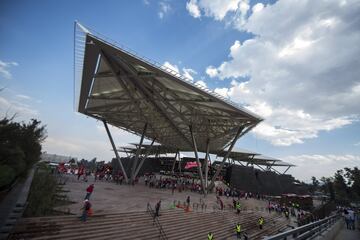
left=56, top=165, right=358, bottom=238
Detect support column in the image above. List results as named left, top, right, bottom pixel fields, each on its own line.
left=189, top=125, right=206, bottom=194
left=178, top=154, right=182, bottom=174
left=207, top=126, right=244, bottom=191
left=204, top=139, right=210, bottom=195
left=133, top=138, right=156, bottom=179
left=130, top=123, right=148, bottom=183
left=283, top=166, right=291, bottom=174
left=171, top=151, right=178, bottom=174
left=103, top=120, right=128, bottom=183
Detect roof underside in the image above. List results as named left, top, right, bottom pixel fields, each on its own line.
left=77, top=30, right=262, bottom=152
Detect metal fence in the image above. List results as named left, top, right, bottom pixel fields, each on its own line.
left=264, top=213, right=341, bottom=240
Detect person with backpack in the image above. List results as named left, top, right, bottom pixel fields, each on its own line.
left=81, top=199, right=91, bottom=222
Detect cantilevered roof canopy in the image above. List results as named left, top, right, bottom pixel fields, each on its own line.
left=231, top=154, right=295, bottom=167
left=214, top=148, right=259, bottom=159
left=128, top=143, right=178, bottom=155
left=75, top=23, right=262, bottom=152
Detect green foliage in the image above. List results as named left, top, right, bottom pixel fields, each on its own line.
left=0, top=117, right=46, bottom=188
left=315, top=167, right=360, bottom=204
left=24, top=166, right=58, bottom=217
left=0, top=164, right=16, bottom=188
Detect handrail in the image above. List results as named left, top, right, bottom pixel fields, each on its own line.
left=146, top=203, right=168, bottom=240
left=264, top=213, right=341, bottom=240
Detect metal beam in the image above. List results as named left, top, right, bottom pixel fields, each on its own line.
left=112, top=56, right=194, bottom=149
left=189, top=125, right=206, bottom=194
left=283, top=166, right=291, bottom=175
left=103, top=120, right=128, bottom=183
left=171, top=151, right=178, bottom=174
left=271, top=167, right=282, bottom=175
left=204, top=139, right=210, bottom=195
left=130, top=123, right=147, bottom=183
left=207, top=126, right=244, bottom=191
left=133, top=138, right=156, bottom=179
left=255, top=164, right=266, bottom=172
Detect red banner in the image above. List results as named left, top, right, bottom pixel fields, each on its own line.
left=185, top=161, right=200, bottom=169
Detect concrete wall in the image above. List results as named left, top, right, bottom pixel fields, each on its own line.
left=228, top=165, right=297, bottom=195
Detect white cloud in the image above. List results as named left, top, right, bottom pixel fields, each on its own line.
left=162, top=61, right=197, bottom=81
left=143, top=0, right=150, bottom=5
left=284, top=154, right=360, bottom=181
left=186, top=0, right=201, bottom=18
left=0, top=96, right=38, bottom=117
left=183, top=68, right=197, bottom=81
left=163, top=61, right=179, bottom=73
left=15, top=94, right=32, bottom=100
left=158, top=1, right=171, bottom=19
left=205, top=66, right=218, bottom=78
left=354, top=142, right=360, bottom=146
left=252, top=3, right=264, bottom=13
left=0, top=60, right=18, bottom=79
left=214, top=87, right=230, bottom=98
left=186, top=0, right=248, bottom=21
left=202, top=0, right=360, bottom=146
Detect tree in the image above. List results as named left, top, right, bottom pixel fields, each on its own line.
left=310, top=176, right=320, bottom=193
left=344, top=167, right=360, bottom=200
left=0, top=117, right=47, bottom=188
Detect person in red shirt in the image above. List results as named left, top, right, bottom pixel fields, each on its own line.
left=85, top=184, right=94, bottom=200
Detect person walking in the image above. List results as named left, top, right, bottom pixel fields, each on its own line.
left=236, top=201, right=241, bottom=214
left=186, top=196, right=191, bottom=207
left=80, top=199, right=91, bottom=222
left=258, top=216, right=264, bottom=229
left=207, top=232, right=214, bottom=240
left=84, top=184, right=94, bottom=200
left=154, top=200, right=161, bottom=219
left=235, top=223, right=241, bottom=239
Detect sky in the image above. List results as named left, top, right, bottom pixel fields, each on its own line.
left=1, top=0, right=360, bottom=182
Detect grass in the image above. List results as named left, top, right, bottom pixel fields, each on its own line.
left=23, top=165, right=73, bottom=217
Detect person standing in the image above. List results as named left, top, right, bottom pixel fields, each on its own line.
left=186, top=196, right=191, bottom=207
left=84, top=184, right=94, bottom=200
left=80, top=199, right=91, bottom=222
left=236, top=201, right=241, bottom=214
left=154, top=200, right=161, bottom=219
left=258, top=216, right=264, bottom=229
left=235, top=223, right=241, bottom=239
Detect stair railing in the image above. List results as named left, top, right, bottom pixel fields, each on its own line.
left=146, top=203, right=168, bottom=240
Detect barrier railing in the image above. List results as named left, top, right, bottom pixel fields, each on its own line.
left=146, top=203, right=168, bottom=240
left=264, top=213, right=341, bottom=240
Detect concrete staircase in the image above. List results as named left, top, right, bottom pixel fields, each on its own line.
left=8, top=209, right=289, bottom=240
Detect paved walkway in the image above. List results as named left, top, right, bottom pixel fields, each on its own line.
left=59, top=174, right=271, bottom=216
left=334, top=220, right=360, bottom=240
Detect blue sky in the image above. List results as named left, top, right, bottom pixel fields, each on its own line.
left=1, top=0, right=360, bottom=182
